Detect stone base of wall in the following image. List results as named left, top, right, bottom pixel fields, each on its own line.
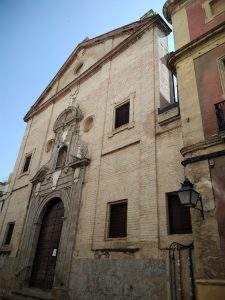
left=69, top=258, right=168, bottom=300
left=0, top=255, right=16, bottom=298
left=0, top=257, right=168, bottom=300
left=196, top=279, right=225, bottom=300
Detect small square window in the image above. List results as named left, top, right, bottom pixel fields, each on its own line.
left=4, top=222, right=15, bottom=245
left=108, top=201, right=127, bottom=238
left=22, top=154, right=32, bottom=173
left=167, top=192, right=192, bottom=235
left=115, top=102, right=130, bottom=129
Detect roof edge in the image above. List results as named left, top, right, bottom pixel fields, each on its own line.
left=163, top=0, right=185, bottom=23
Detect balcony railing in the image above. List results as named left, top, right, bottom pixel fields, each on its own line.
left=215, top=100, right=225, bottom=132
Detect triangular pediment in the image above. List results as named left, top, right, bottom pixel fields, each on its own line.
left=24, top=13, right=171, bottom=121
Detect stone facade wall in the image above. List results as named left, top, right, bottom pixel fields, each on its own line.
left=69, top=259, right=167, bottom=300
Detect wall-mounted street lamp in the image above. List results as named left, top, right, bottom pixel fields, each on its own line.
left=178, top=178, right=205, bottom=219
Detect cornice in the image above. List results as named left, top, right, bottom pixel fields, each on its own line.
left=182, top=149, right=225, bottom=166
left=24, top=15, right=171, bottom=122
left=180, top=135, right=225, bottom=157
left=168, top=20, right=225, bottom=72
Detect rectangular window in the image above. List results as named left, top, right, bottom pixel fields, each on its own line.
left=22, top=154, right=32, bottom=173
left=0, top=200, right=4, bottom=212
left=167, top=192, right=192, bottom=235
left=115, top=102, right=130, bottom=129
left=4, top=222, right=15, bottom=245
left=218, top=56, right=225, bottom=96
left=210, top=0, right=225, bottom=16
left=221, top=57, right=225, bottom=83
left=108, top=201, right=127, bottom=238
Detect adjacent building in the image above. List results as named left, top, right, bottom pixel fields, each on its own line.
left=164, top=0, right=225, bottom=299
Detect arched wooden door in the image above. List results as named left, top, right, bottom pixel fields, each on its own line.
left=30, top=198, right=64, bottom=290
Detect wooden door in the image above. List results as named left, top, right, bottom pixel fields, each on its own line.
left=30, top=199, right=64, bottom=290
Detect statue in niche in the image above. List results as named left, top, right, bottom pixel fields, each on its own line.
left=31, top=106, right=89, bottom=191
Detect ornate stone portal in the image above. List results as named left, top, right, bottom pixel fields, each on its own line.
left=14, top=106, right=90, bottom=293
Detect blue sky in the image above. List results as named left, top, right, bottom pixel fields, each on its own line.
left=0, top=0, right=173, bottom=181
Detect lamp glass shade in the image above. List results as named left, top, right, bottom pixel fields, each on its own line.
left=178, top=178, right=200, bottom=207
left=178, top=190, right=192, bottom=206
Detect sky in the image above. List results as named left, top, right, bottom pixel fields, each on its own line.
left=0, top=0, right=173, bottom=181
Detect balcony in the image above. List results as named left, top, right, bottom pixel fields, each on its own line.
left=215, top=100, right=225, bottom=132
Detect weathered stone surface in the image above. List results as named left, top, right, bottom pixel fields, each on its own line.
left=69, top=259, right=167, bottom=300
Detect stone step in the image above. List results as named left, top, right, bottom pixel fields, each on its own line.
left=1, top=288, right=52, bottom=300
left=2, top=295, right=36, bottom=300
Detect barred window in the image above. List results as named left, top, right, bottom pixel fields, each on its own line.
left=108, top=201, right=127, bottom=238
left=167, top=192, right=192, bottom=235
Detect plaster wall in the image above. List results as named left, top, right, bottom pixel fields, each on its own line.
left=194, top=42, right=225, bottom=137
left=176, top=56, right=205, bottom=147
left=156, top=123, right=193, bottom=248
left=185, top=159, right=225, bottom=280
left=186, top=0, right=225, bottom=41
left=169, top=0, right=225, bottom=50
left=210, top=156, right=225, bottom=253
left=171, top=6, right=191, bottom=50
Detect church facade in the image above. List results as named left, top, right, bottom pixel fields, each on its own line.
left=0, top=11, right=200, bottom=300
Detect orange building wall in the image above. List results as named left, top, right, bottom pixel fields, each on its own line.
left=194, top=43, right=225, bottom=137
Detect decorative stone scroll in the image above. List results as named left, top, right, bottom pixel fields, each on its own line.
left=53, top=106, right=83, bottom=133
